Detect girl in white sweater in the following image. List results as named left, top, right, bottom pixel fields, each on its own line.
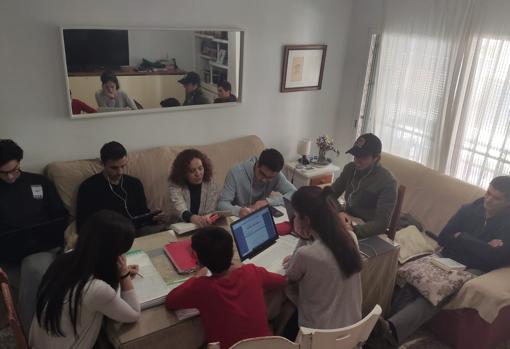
left=284, top=186, right=363, bottom=338
left=29, top=210, right=141, bottom=349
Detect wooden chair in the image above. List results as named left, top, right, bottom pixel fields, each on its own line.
left=207, top=336, right=303, bottom=349
left=0, top=267, right=28, bottom=349
left=386, top=185, right=406, bottom=240
left=298, top=304, right=382, bottom=349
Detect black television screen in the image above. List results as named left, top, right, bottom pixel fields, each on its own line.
left=64, top=29, right=129, bottom=72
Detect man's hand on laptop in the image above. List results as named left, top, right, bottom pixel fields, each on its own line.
left=282, top=255, right=292, bottom=270
left=191, top=215, right=210, bottom=228
left=251, top=200, right=268, bottom=211
left=488, top=239, right=504, bottom=248
left=239, top=207, right=253, bottom=218
left=152, top=209, right=166, bottom=223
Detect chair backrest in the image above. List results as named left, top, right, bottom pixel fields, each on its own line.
left=299, top=304, right=382, bottom=349
left=0, top=267, right=28, bottom=349
left=386, top=185, right=406, bottom=240
left=208, top=336, right=303, bottom=349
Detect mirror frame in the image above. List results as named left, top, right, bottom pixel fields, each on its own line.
left=59, top=26, right=245, bottom=120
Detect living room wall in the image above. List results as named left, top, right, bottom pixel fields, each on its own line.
left=0, top=0, right=353, bottom=173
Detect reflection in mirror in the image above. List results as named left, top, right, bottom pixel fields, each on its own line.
left=61, top=28, right=243, bottom=118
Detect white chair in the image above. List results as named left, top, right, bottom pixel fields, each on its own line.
left=207, top=336, right=304, bottom=349
left=298, top=304, right=382, bottom=349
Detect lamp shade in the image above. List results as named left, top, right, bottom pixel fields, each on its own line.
left=297, top=139, right=312, bottom=156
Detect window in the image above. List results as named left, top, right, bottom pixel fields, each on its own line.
left=449, top=37, right=510, bottom=188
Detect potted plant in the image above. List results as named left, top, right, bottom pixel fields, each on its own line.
left=316, top=135, right=340, bottom=165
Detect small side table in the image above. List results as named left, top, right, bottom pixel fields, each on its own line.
left=284, top=161, right=341, bottom=188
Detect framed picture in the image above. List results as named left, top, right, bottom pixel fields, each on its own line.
left=280, top=44, right=327, bottom=92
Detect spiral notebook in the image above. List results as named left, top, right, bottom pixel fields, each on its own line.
left=126, top=250, right=173, bottom=310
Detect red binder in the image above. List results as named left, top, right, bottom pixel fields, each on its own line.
left=163, top=239, right=198, bottom=274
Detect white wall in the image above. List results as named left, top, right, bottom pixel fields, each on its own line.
left=128, top=30, right=194, bottom=71
left=0, top=0, right=353, bottom=173
left=334, top=0, right=385, bottom=165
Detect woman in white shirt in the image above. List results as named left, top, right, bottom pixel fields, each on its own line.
left=168, top=149, right=219, bottom=227
left=29, top=210, right=141, bottom=349
left=284, top=186, right=363, bottom=338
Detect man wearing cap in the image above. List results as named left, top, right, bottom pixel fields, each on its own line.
left=330, top=133, right=397, bottom=238
left=178, top=71, right=210, bottom=106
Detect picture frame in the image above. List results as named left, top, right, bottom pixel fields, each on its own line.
left=280, top=44, right=327, bottom=92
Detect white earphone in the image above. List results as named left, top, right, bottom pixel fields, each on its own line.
left=106, top=175, right=135, bottom=219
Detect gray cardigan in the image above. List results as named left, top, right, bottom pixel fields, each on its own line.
left=95, top=90, right=137, bottom=110
left=286, top=236, right=362, bottom=329
left=168, top=180, right=218, bottom=221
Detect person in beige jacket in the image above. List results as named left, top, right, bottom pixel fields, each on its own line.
left=168, top=149, right=219, bottom=227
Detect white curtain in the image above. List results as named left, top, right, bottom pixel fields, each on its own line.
left=446, top=0, right=510, bottom=188
left=366, top=0, right=473, bottom=169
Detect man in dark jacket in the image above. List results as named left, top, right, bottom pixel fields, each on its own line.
left=330, top=133, right=397, bottom=238
left=373, top=176, right=510, bottom=348
left=179, top=71, right=210, bottom=106
left=0, top=139, right=68, bottom=332
left=76, top=141, right=163, bottom=233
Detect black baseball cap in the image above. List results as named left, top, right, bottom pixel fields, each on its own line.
left=178, top=72, right=201, bottom=85
left=346, top=133, right=382, bottom=157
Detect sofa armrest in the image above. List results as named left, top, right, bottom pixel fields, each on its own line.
left=445, top=266, right=510, bottom=323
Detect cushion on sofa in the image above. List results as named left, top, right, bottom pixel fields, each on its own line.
left=398, top=255, right=476, bottom=306
left=395, top=225, right=438, bottom=264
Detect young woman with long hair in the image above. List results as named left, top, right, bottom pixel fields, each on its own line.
left=29, top=210, right=141, bottom=348
left=285, top=186, right=363, bottom=334
left=168, top=149, right=218, bottom=227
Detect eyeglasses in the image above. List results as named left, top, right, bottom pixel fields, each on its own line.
left=0, top=165, right=21, bottom=177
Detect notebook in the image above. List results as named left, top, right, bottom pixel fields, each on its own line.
left=126, top=249, right=172, bottom=310
left=163, top=239, right=198, bottom=274
left=170, top=222, right=198, bottom=235
left=430, top=256, right=466, bottom=271
left=230, top=206, right=298, bottom=275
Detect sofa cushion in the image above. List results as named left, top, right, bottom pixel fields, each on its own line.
left=395, top=225, right=438, bottom=264
left=398, top=255, right=476, bottom=306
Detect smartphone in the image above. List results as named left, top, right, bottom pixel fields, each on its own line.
left=269, top=206, right=284, bottom=218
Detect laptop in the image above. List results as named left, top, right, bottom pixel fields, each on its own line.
left=230, top=206, right=298, bottom=274
left=0, top=217, right=68, bottom=263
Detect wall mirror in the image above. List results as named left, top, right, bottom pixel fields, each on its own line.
left=60, top=27, right=244, bottom=119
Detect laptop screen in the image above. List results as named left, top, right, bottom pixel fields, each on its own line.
left=231, top=206, right=278, bottom=260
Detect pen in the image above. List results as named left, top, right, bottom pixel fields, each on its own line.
left=135, top=272, right=144, bottom=278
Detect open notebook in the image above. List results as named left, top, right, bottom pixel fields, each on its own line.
left=126, top=250, right=185, bottom=310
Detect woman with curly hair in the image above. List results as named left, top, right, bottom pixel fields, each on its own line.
left=169, top=149, right=219, bottom=227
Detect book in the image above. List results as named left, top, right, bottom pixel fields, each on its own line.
left=170, top=222, right=198, bottom=235
left=126, top=249, right=171, bottom=310
left=163, top=239, right=198, bottom=274
left=430, top=256, right=466, bottom=271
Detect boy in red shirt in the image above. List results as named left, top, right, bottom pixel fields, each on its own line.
left=165, top=227, right=286, bottom=348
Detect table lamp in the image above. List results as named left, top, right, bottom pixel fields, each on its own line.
left=297, top=138, right=311, bottom=165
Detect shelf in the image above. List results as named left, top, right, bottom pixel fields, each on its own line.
left=213, top=38, right=229, bottom=44
left=194, top=33, right=229, bottom=44
left=200, top=54, right=215, bottom=60
left=194, top=33, right=214, bottom=40
left=210, top=62, right=228, bottom=70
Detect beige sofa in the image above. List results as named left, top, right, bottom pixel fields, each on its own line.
left=380, top=152, right=510, bottom=349
left=45, top=135, right=265, bottom=221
